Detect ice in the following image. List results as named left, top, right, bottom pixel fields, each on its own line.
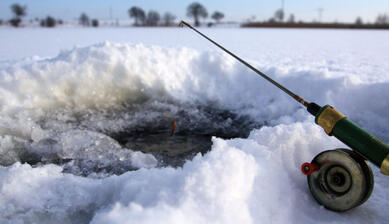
left=0, top=28, right=388, bottom=223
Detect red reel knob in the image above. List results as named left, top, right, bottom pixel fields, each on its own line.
left=301, top=162, right=319, bottom=176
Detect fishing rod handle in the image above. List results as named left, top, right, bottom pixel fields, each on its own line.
left=309, top=103, right=389, bottom=175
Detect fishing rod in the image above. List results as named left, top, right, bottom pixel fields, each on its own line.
left=179, top=20, right=389, bottom=212
left=179, top=20, right=310, bottom=108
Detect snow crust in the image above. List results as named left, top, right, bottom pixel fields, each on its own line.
left=0, top=28, right=388, bottom=223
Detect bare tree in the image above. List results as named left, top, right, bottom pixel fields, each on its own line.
left=47, top=16, right=56, bottom=27
left=10, top=4, right=27, bottom=27
left=355, top=17, right=363, bottom=25
left=211, top=11, right=225, bottom=24
left=146, top=11, right=160, bottom=26
left=187, top=2, right=208, bottom=26
left=79, top=13, right=90, bottom=26
left=92, top=19, right=99, bottom=27
left=128, top=6, right=146, bottom=26
left=288, top=14, right=295, bottom=23
left=163, top=12, right=176, bottom=26
left=274, top=9, right=284, bottom=22
left=40, top=16, right=56, bottom=27
left=376, top=14, right=389, bottom=25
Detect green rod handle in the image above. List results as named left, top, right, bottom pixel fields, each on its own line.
left=311, top=104, right=389, bottom=175
left=332, top=118, right=389, bottom=167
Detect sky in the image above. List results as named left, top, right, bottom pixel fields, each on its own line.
left=1, top=0, right=388, bottom=23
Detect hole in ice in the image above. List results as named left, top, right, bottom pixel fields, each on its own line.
left=111, top=105, right=261, bottom=168
left=0, top=102, right=261, bottom=176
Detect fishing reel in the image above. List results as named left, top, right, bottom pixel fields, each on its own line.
left=301, top=148, right=374, bottom=212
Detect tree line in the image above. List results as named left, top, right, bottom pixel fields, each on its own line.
left=128, top=2, right=224, bottom=27
left=4, top=3, right=99, bottom=28
left=2, top=2, right=389, bottom=28
left=3, top=2, right=225, bottom=28
left=260, top=7, right=389, bottom=26
left=244, top=8, right=389, bottom=29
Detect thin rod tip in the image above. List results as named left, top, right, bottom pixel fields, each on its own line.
left=179, top=20, right=192, bottom=28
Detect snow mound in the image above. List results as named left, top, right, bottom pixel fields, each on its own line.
left=1, top=42, right=389, bottom=138
left=1, top=122, right=388, bottom=224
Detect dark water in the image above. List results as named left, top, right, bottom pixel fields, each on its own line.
left=3, top=103, right=261, bottom=176
left=112, top=107, right=260, bottom=167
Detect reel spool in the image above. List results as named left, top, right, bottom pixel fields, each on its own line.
left=302, top=149, right=374, bottom=212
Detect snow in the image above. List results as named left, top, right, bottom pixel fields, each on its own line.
left=0, top=27, right=388, bottom=223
